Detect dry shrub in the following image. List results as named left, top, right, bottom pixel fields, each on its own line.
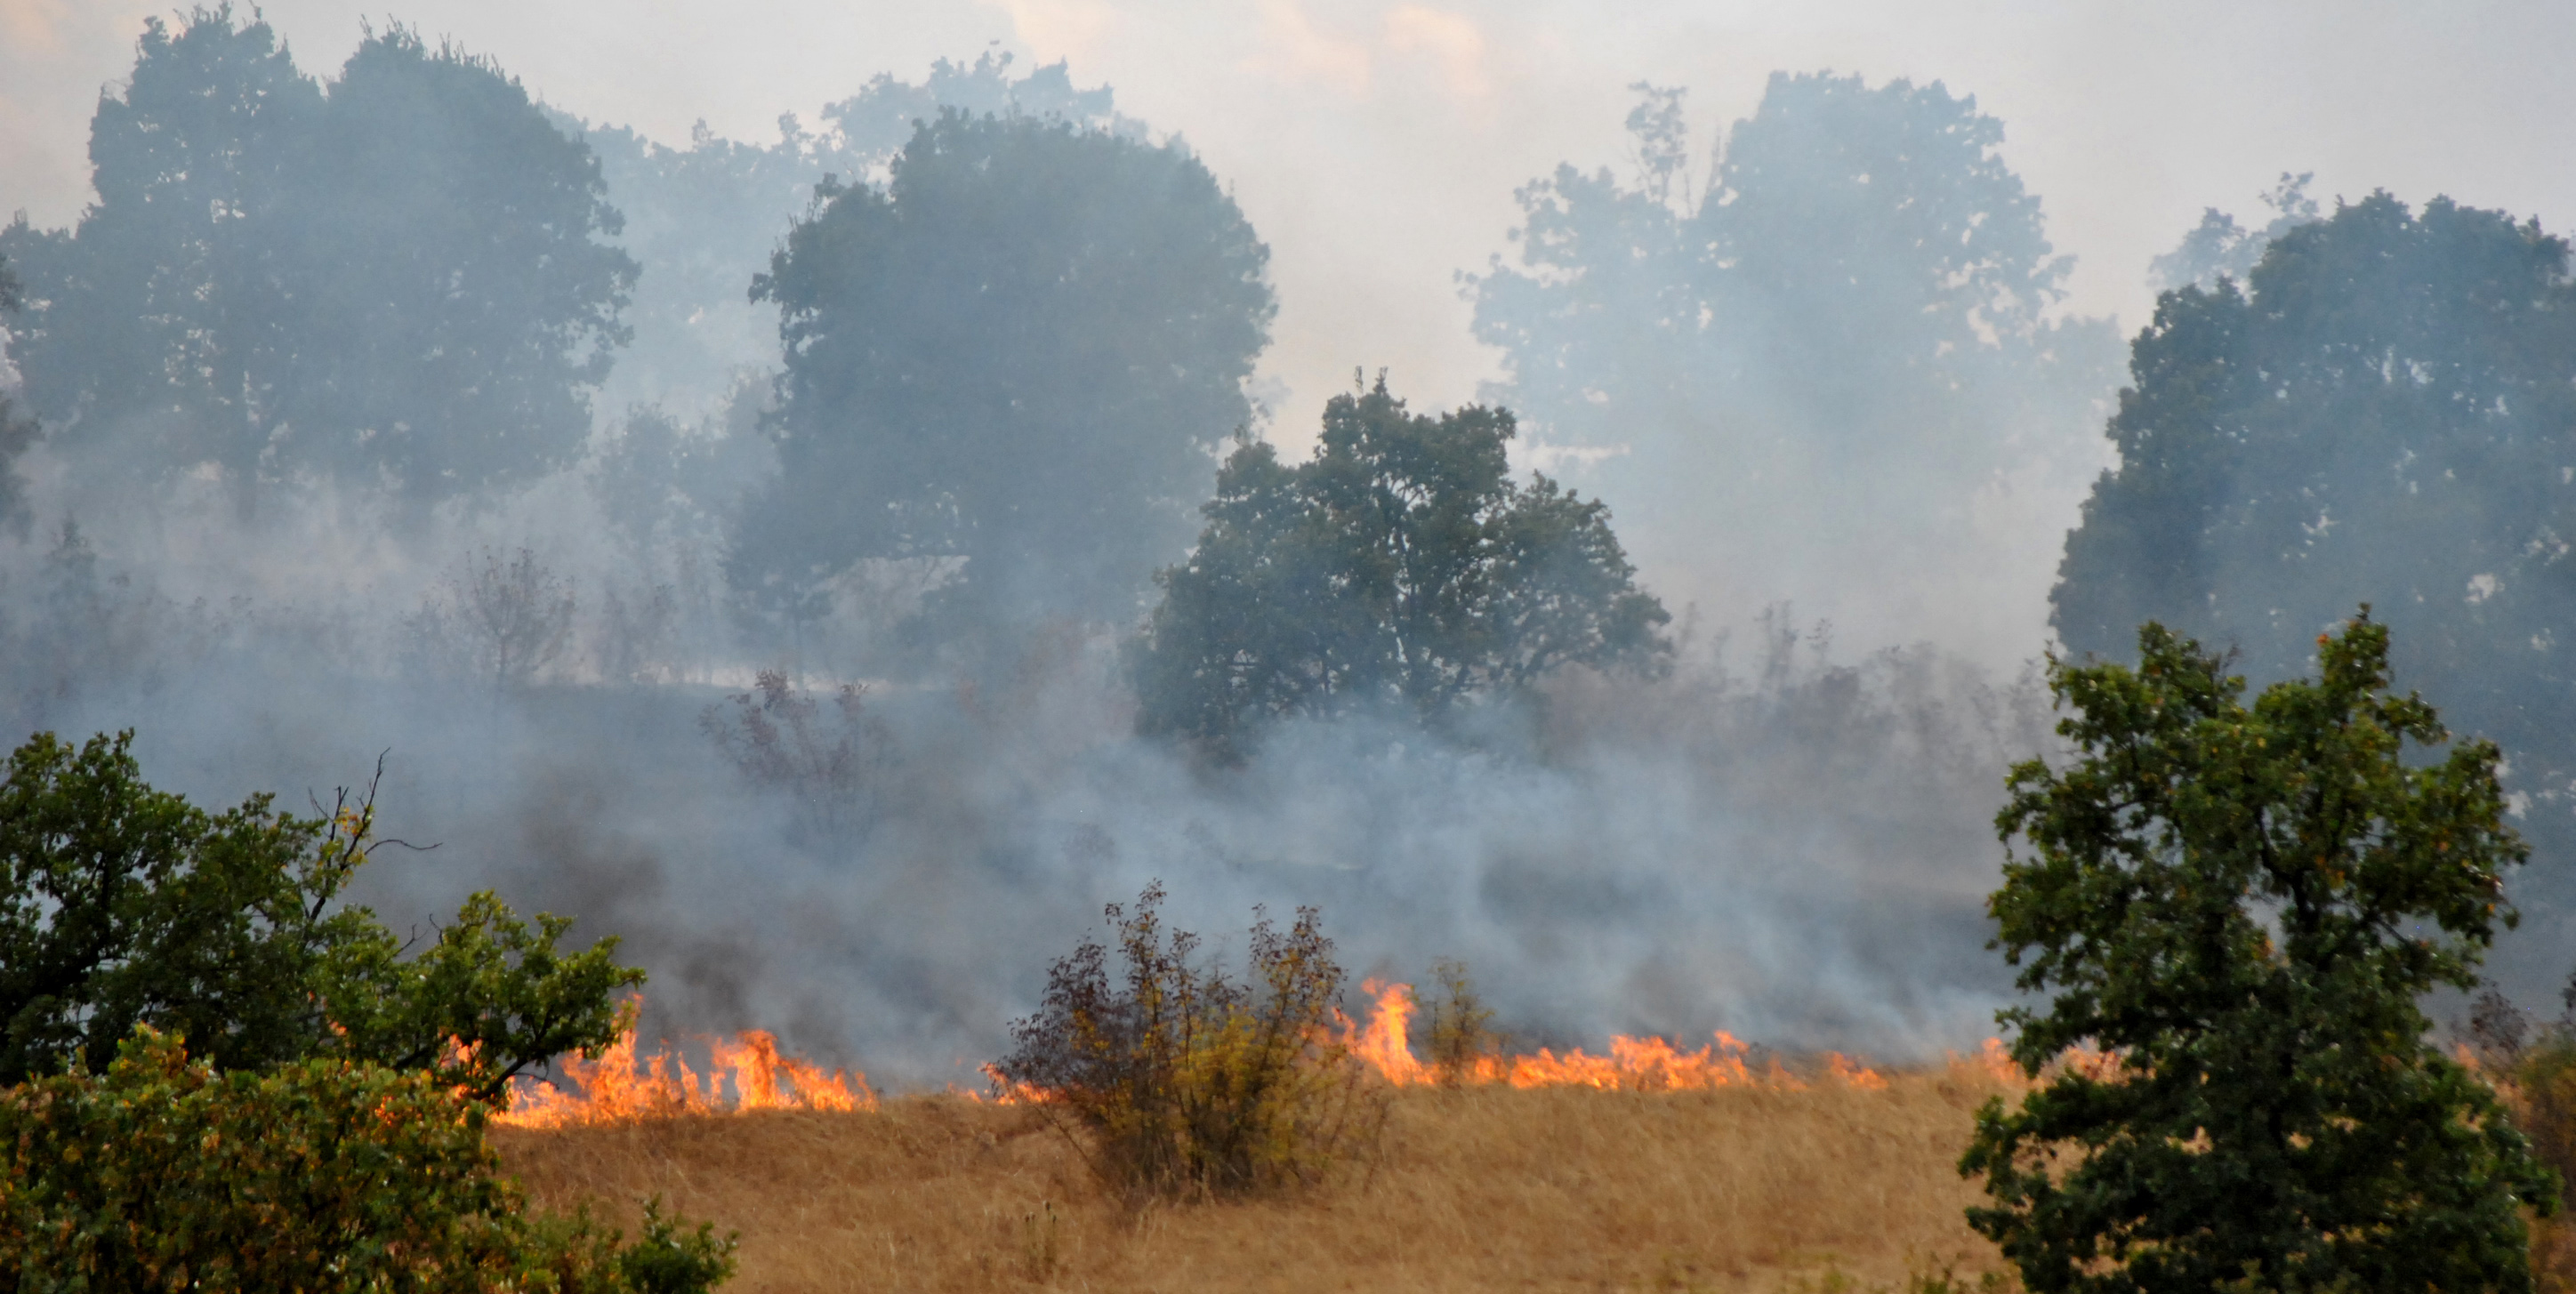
left=492, top=1052, right=2024, bottom=1293
left=1421, top=957, right=1502, bottom=1083
left=990, top=881, right=1382, bottom=1199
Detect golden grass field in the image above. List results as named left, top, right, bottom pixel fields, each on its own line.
left=494, top=1057, right=2027, bottom=1294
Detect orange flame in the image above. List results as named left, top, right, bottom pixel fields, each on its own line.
left=498, top=1014, right=874, bottom=1129
left=1340, top=981, right=1890, bottom=1092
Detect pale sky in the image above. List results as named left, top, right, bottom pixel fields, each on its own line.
left=7, top=0, right=2572, bottom=424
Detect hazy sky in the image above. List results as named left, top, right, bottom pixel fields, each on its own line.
left=5, top=0, right=2573, bottom=425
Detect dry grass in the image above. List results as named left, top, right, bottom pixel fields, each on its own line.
left=494, top=1058, right=2019, bottom=1293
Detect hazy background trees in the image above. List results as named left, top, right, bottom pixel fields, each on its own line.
left=7, top=4, right=2570, bottom=1084
left=728, top=109, right=1275, bottom=640
left=1469, top=73, right=2122, bottom=660
left=0, top=9, right=634, bottom=512
left=567, top=51, right=1129, bottom=415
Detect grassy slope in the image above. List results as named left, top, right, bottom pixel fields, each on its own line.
left=493, top=1060, right=2018, bottom=1293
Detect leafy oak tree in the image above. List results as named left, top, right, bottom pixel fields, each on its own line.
left=1962, top=614, right=2555, bottom=1293
left=1130, top=377, right=1669, bottom=752
left=0, top=730, right=640, bottom=1097
left=730, top=109, right=1274, bottom=630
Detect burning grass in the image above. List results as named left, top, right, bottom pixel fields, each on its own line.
left=492, top=1017, right=2028, bottom=1292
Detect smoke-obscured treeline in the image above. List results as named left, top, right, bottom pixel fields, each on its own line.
left=0, top=6, right=2565, bottom=1082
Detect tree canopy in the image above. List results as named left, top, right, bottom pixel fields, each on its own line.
left=729, top=109, right=1274, bottom=628
left=1130, top=377, right=1670, bottom=753
left=0, top=254, right=36, bottom=532
left=572, top=50, right=1128, bottom=412
left=2052, top=193, right=2576, bottom=870
left=1469, top=73, right=2118, bottom=616
left=0, top=7, right=634, bottom=509
left=1963, top=615, right=2553, bottom=1292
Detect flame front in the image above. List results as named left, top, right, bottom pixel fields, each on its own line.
left=499, top=1014, right=874, bottom=1129
left=1340, top=981, right=1890, bottom=1092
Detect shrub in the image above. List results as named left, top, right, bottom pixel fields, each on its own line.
left=993, top=881, right=1382, bottom=1199
left=1420, top=957, right=1501, bottom=1083
left=0, top=1026, right=735, bottom=1291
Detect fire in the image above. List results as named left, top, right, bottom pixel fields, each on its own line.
left=498, top=1010, right=873, bottom=1129
left=1340, top=981, right=1889, bottom=1092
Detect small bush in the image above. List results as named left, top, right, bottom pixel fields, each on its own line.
left=993, top=881, right=1383, bottom=1199
left=0, top=1026, right=735, bottom=1291
left=1420, top=957, right=1501, bottom=1083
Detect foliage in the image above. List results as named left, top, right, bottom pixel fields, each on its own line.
left=1130, top=376, right=1670, bottom=752
left=0, top=253, right=36, bottom=534
left=571, top=49, right=1127, bottom=412
left=2145, top=172, right=2321, bottom=293
left=2052, top=193, right=2576, bottom=872
left=0, top=729, right=641, bottom=1094
left=0, top=1026, right=735, bottom=1292
left=730, top=109, right=1275, bottom=627
left=993, top=881, right=1382, bottom=1199
left=0, top=6, right=634, bottom=508
left=1961, top=614, right=2556, bottom=1293
left=1468, top=73, right=2117, bottom=580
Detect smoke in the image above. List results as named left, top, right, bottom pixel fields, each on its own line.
left=17, top=14, right=2565, bottom=1089
left=0, top=443, right=2044, bottom=1087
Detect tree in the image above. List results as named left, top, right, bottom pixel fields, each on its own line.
left=1468, top=74, right=2118, bottom=645
left=2052, top=193, right=2576, bottom=890
left=1129, top=377, right=1670, bottom=752
left=729, top=109, right=1275, bottom=628
left=0, top=253, right=36, bottom=532
left=1961, top=614, right=2556, bottom=1292
left=0, top=730, right=640, bottom=1096
left=572, top=49, right=1128, bottom=413
left=0, top=8, right=634, bottom=509
left=455, top=547, right=579, bottom=694
left=2146, top=172, right=2322, bottom=293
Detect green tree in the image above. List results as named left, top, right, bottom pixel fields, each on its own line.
left=0, top=1026, right=735, bottom=1291
left=2052, top=192, right=2576, bottom=900
left=0, top=730, right=640, bottom=1096
left=729, top=108, right=1274, bottom=629
left=0, top=7, right=634, bottom=510
left=1961, top=614, right=2556, bottom=1293
left=1130, top=377, right=1669, bottom=752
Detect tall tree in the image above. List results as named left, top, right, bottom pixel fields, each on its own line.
left=1964, top=614, right=2554, bottom=1292
left=730, top=109, right=1274, bottom=627
left=1469, top=74, right=2118, bottom=644
left=0, top=8, right=634, bottom=509
left=1131, top=377, right=1670, bottom=753
left=2052, top=194, right=2576, bottom=887
left=0, top=8, right=318, bottom=508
